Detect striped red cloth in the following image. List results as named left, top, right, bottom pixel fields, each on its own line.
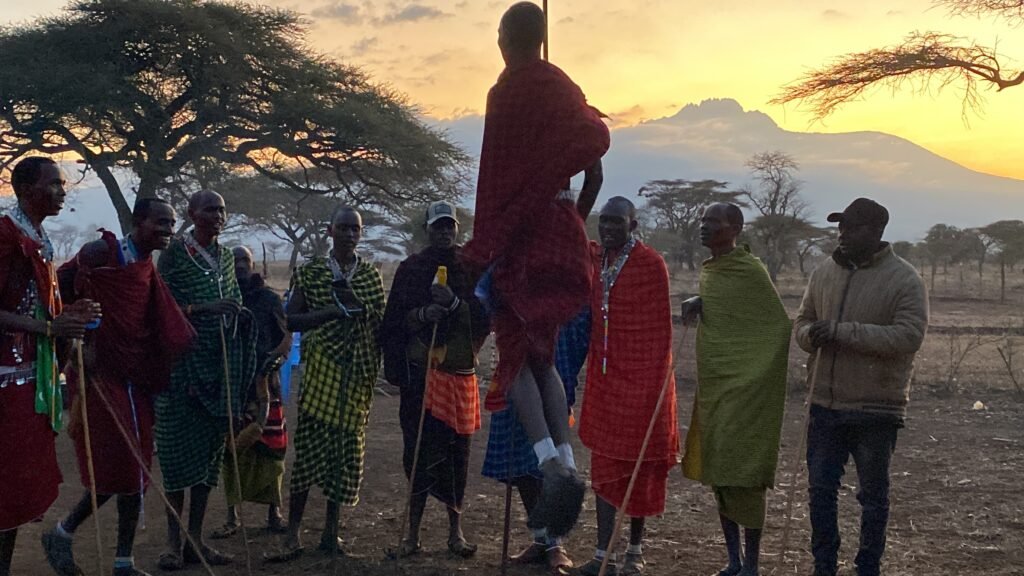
left=579, top=241, right=679, bottom=515
left=425, top=370, right=480, bottom=436
left=590, top=453, right=676, bottom=517
left=463, top=59, right=609, bottom=412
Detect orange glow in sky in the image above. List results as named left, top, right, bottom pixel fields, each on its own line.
left=6, top=0, right=1023, bottom=179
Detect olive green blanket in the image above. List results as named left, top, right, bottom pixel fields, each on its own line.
left=683, top=246, right=791, bottom=488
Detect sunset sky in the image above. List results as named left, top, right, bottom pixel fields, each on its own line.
left=6, top=0, right=1023, bottom=179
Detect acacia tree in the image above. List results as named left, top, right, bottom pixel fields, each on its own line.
left=920, top=224, right=963, bottom=290
left=0, top=0, right=467, bottom=233
left=773, top=1, right=1024, bottom=118
left=793, top=221, right=835, bottom=276
left=740, top=151, right=810, bottom=281
left=980, top=220, right=1024, bottom=303
left=637, top=179, right=746, bottom=270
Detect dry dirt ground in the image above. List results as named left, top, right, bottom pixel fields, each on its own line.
left=9, top=265, right=1024, bottom=576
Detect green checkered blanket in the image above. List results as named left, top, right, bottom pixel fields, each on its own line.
left=290, top=256, right=384, bottom=429
left=158, top=237, right=257, bottom=417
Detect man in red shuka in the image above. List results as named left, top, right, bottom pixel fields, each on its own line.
left=44, top=198, right=195, bottom=576
left=0, top=156, right=100, bottom=576
left=462, top=1, right=610, bottom=539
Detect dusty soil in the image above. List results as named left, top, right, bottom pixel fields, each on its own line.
left=9, top=264, right=1024, bottom=576
left=11, top=355, right=1024, bottom=576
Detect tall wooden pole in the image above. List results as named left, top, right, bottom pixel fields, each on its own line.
left=542, top=0, right=549, bottom=61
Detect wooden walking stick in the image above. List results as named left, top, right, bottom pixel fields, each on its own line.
left=778, top=347, right=824, bottom=570
left=75, top=338, right=106, bottom=576
left=493, top=340, right=513, bottom=576
left=87, top=365, right=220, bottom=576
left=219, top=323, right=254, bottom=576
left=542, top=0, right=549, bottom=61
left=598, top=324, right=689, bottom=576
left=396, top=266, right=447, bottom=565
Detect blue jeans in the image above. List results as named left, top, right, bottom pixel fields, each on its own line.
left=806, top=405, right=900, bottom=576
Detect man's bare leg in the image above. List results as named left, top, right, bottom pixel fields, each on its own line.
left=506, top=363, right=584, bottom=537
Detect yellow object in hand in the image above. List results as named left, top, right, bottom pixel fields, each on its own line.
left=434, top=265, right=448, bottom=287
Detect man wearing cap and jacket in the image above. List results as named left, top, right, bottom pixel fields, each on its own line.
left=794, top=198, right=928, bottom=576
left=381, top=201, right=490, bottom=558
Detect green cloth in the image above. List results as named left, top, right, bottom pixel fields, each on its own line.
left=290, top=257, right=384, bottom=429
left=157, top=237, right=258, bottom=418
left=683, top=246, right=791, bottom=489
left=714, top=485, right=767, bottom=529
left=33, top=304, right=61, bottom=431
left=222, top=443, right=285, bottom=506
left=155, top=235, right=258, bottom=491
left=288, top=256, right=384, bottom=506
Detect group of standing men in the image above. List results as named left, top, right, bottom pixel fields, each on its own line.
left=0, top=3, right=929, bottom=576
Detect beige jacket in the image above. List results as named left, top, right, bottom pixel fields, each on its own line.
left=795, top=244, right=929, bottom=418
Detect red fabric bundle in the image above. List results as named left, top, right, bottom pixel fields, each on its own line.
left=61, top=231, right=195, bottom=494
left=464, top=59, right=610, bottom=411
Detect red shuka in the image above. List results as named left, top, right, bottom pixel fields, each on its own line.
left=579, top=241, right=679, bottom=516
left=61, top=231, right=195, bottom=494
left=0, top=216, right=62, bottom=531
left=463, top=59, right=610, bottom=411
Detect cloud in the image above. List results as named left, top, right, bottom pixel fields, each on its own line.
left=350, top=36, right=379, bottom=55
left=311, top=2, right=364, bottom=22
left=821, top=9, right=850, bottom=21
left=378, top=4, right=451, bottom=24
left=558, top=16, right=575, bottom=25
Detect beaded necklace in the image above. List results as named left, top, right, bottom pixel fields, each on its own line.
left=599, top=236, right=636, bottom=375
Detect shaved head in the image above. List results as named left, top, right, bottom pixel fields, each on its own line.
left=601, top=196, right=636, bottom=220
left=499, top=2, right=546, bottom=58
left=188, top=189, right=224, bottom=213
left=232, top=245, right=253, bottom=262
left=330, top=205, right=361, bottom=227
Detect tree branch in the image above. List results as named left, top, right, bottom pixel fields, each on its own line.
left=772, top=32, right=1024, bottom=120
left=937, top=0, right=1024, bottom=24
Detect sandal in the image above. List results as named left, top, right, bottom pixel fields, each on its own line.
left=183, top=543, right=233, bottom=566
left=41, top=529, right=81, bottom=576
left=318, top=535, right=348, bottom=556
left=263, top=543, right=305, bottom=564
left=208, top=522, right=238, bottom=540
left=545, top=545, right=574, bottom=575
left=397, top=538, right=422, bottom=558
left=510, top=541, right=547, bottom=565
left=447, top=537, right=477, bottom=559
left=156, top=551, right=183, bottom=572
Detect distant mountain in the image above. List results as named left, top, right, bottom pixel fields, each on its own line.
left=45, top=98, right=1024, bottom=244
left=439, top=98, right=1024, bottom=241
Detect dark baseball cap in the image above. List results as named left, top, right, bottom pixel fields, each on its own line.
left=827, top=198, right=889, bottom=228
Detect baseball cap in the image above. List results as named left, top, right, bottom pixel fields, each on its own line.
left=827, top=198, right=889, bottom=228
left=425, top=201, right=458, bottom=226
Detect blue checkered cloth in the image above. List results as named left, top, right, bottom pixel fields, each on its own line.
left=481, top=309, right=591, bottom=482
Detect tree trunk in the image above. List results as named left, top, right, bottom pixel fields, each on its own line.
left=930, top=262, right=937, bottom=292
left=289, top=243, right=301, bottom=272
left=1001, top=259, right=1006, bottom=304
left=93, top=163, right=133, bottom=234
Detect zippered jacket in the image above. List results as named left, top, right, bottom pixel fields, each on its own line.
left=795, top=244, right=929, bottom=417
